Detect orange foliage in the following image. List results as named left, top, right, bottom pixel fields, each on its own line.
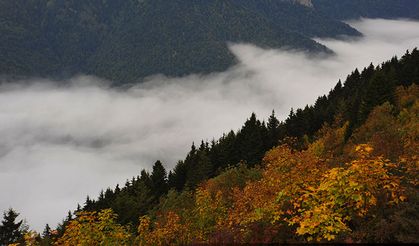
left=224, top=145, right=328, bottom=242
left=131, top=85, right=417, bottom=244
left=138, top=212, right=190, bottom=246
left=291, top=145, right=403, bottom=241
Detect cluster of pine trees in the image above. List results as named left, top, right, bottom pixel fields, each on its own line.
left=1, top=48, right=418, bottom=245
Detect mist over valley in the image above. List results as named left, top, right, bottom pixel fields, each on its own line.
left=1, top=18, right=419, bottom=231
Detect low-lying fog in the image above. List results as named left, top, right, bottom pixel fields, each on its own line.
left=1, top=18, right=419, bottom=231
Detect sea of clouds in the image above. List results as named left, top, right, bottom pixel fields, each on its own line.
left=1, top=18, right=419, bottom=231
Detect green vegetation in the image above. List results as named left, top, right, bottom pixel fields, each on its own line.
left=2, top=0, right=418, bottom=83
left=0, top=0, right=361, bottom=84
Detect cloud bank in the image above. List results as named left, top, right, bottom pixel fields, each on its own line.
left=1, top=18, right=419, bottom=231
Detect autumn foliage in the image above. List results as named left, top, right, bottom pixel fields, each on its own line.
left=55, top=209, right=131, bottom=245
left=41, top=84, right=418, bottom=245
left=133, top=85, right=418, bottom=244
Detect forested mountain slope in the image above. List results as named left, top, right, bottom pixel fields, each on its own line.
left=8, top=48, right=417, bottom=245
left=233, top=0, right=359, bottom=38
left=2, top=1, right=418, bottom=83
left=19, top=49, right=413, bottom=244
left=0, top=0, right=360, bottom=83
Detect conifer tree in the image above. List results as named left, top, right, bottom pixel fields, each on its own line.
left=267, top=110, right=280, bottom=147
left=140, top=170, right=151, bottom=188
left=168, top=160, right=188, bottom=191
left=150, top=160, right=168, bottom=199
left=42, top=224, right=51, bottom=238
left=0, top=209, right=23, bottom=245
left=236, top=113, right=266, bottom=166
left=40, top=223, right=52, bottom=246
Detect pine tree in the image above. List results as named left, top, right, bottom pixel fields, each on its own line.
left=115, top=184, right=121, bottom=194
left=42, top=224, right=51, bottom=238
left=139, top=170, right=151, bottom=188
left=0, top=208, right=23, bottom=245
left=75, top=204, right=82, bottom=213
left=150, top=160, right=168, bottom=199
left=187, top=144, right=214, bottom=187
left=359, top=70, right=395, bottom=122
left=236, top=113, right=266, bottom=166
left=168, top=160, right=188, bottom=191
left=41, top=223, right=52, bottom=246
left=267, top=110, right=280, bottom=147
left=84, top=196, right=93, bottom=210
left=66, top=211, right=73, bottom=222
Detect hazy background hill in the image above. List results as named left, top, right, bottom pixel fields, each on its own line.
left=1, top=0, right=355, bottom=84
left=1, top=0, right=418, bottom=84
left=312, top=0, right=419, bottom=20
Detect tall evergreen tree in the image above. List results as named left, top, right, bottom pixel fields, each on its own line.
left=150, top=160, right=168, bottom=199
left=267, top=110, right=280, bottom=147
left=236, top=113, right=267, bottom=166
left=187, top=142, right=214, bottom=188
left=0, top=209, right=23, bottom=245
left=359, top=70, right=395, bottom=121
left=168, top=160, right=188, bottom=191
left=40, top=223, right=53, bottom=246
left=139, top=170, right=151, bottom=188
left=42, top=224, right=51, bottom=238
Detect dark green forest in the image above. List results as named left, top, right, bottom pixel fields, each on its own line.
left=2, top=0, right=415, bottom=84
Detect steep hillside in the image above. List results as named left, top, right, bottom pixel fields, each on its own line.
left=0, top=0, right=362, bottom=83
left=62, top=49, right=418, bottom=239
left=86, top=0, right=333, bottom=83
left=13, top=48, right=418, bottom=245
left=233, top=0, right=359, bottom=38
left=142, top=84, right=418, bottom=244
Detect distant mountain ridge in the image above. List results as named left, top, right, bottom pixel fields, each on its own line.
left=312, top=0, right=419, bottom=20
left=0, top=0, right=417, bottom=84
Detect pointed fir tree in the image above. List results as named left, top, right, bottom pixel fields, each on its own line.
left=40, top=223, right=52, bottom=246
left=267, top=110, right=280, bottom=147
left=42, top=224, right=51, bottom=238
left=0, top=208, right=23, bottom=245
left=236, top=113, right=266, bottom=166
left=150, top=160, right=168, bottom=199
left=168, top=160, right=188, bottom=191
left=140, top=170, right=151, bottom=188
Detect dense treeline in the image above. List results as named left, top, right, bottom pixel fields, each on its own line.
left=135, top=82, right=418, bottom=243
left=1, top=50, right=418, bottom=244
left=28, top=48, right=412, bottom=239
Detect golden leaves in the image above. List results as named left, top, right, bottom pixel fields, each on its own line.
left=140, top=85, right=418, bottom=243
left=137, top=212, right=190, bottom=246
left=56, top=209, right=131, bottom=246
left=289, top=144, right=405, bottom=241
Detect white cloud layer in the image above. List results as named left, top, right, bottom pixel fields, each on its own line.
left=1, top=18, right=419, bottom=231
